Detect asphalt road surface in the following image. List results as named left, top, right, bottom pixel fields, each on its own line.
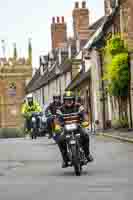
left=0, top=135, right=132, bottom=200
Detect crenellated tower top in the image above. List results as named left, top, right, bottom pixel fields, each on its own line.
left=0, top=40, right=32, bottom=67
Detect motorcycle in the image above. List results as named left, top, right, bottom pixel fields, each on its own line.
left=38, top=113, right=48, bottom=136
left=58, top=113, right=88, bottom=176
left=31, top=112, right=41, bottom=139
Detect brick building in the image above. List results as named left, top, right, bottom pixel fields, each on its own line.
left=0, top=41, right=32, bottom=128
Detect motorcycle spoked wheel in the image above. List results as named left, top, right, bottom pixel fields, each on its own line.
left=31, top=128, right=37, bottom=139
left=71, top=144, right=82, bottom=176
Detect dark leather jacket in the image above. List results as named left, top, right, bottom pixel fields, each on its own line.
left=45, top=102, right=62, bottom=117
left=57, top=103, right=87, bottom=120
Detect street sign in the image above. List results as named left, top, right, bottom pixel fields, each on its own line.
left=8, top=88, right=16, bottom=96
left=8, top=82, right=16, bottom=96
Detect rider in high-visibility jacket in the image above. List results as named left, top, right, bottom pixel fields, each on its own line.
left=21, top=94, right=42, bottom=132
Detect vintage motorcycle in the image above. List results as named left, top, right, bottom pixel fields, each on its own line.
left=30, top=112, right=42, bottom=139
left=56, top=112, right=88, bottom=176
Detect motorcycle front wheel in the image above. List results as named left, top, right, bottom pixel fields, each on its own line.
left=71, top=145, right=81, bottom=176
left=31, top=128, right=37, bottom=139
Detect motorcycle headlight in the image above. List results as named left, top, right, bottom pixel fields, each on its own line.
left=32, top=117, right=36, bottom=122
left=41, top=116, right=46, bottom=122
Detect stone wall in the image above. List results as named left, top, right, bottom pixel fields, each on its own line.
left=0, top=64, right=32, bottom=128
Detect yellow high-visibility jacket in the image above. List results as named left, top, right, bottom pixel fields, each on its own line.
left=21, top=101, right=42, bottom=118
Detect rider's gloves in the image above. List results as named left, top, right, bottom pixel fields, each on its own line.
left=54, top=124, right=62, bottom=133
left=81, top=121, right=89, bottom=128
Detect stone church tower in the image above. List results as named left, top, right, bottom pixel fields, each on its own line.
left=0, top=40, right=32, bottom=128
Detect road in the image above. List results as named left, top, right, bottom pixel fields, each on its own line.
left=0, top=135, right=132, bottom=200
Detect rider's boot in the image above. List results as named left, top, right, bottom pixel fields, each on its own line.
left=83, top=143, right=94, bottom=162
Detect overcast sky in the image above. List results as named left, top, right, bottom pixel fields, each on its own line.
left=0, top=0, right=104, bottom=67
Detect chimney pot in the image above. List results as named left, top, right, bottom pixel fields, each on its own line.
left=62, top=16, right=64, bottom=23
left=52, top=17, right=55, bottom=24
left=57, top=16, right=60, bottom=23
left=75, top=2, right=79, bottom=8
left=82, top=1, right=86, bottom=8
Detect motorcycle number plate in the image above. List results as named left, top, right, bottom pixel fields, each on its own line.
left=65, top=124, right=77, bottom=131
left=70, top=140, right=76, bottom=144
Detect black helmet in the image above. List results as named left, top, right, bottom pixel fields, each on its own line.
left=53, top=95, right=61, bottom=100
left=63, top=91, right=75, bottom=101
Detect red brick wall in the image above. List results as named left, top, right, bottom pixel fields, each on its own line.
left=51, top=17, right=67, bottom=49
left=72, top=2, right=90, bottom=40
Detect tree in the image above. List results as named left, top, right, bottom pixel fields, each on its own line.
left=104, top=35, right=129, bottom=125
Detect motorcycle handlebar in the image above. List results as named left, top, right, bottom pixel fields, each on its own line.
left=59, top=112, right=80, bottom=117
left=31, top=112, right=43, bottom=116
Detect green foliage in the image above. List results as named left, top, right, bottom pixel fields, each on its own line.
left=0, top=128, right=24, bottom=138
left=104, top=35, right=129, bottom=97
left=112, top=116, right=129, bottom=129
left=105, top=53, right=129, bottom=96
left=106, top=35, right=127, bottom=56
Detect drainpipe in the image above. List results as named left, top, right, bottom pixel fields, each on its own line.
left=99, top=50, right=106, bottom=130
left=128, top=52, right=133, bottom=128
left=88, top=78, right=93, bottom=132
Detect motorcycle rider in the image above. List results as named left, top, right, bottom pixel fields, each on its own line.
left=55, top=91, right=94, bottom=168
left=45, top=95, right=62, bottom=139
left=21, top=94, right=42, bottom=134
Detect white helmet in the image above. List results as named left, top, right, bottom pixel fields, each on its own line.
left=26, top=93, right=33, bottom=99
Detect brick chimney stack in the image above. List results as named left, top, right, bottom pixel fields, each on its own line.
left=82, top=1, right=86, bottom=8
left=51, top=16, right=67, bottom=50
left=73, top=1, right=90, bottom=41
left=75, top=2, right=79, bottom=8
left=62, top=16, right=64, bottom=23
left=52, top=17, right=55, bottom=24
left=57, top=16, right=60, bottom=23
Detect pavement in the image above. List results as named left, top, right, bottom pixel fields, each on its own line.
left=0, top=136, right=133, bottom=200
left=97, top=129, right=133, bottom=143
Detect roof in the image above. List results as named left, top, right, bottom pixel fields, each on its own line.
left=89, top=16, right=105, bottom=30
left=26, top=59, right=72, bottom=93
left=67, top=70, right=90, bottom=90
left=26, top=43, right=76, bottom=94
left=87, top=7, right=119, bottom=49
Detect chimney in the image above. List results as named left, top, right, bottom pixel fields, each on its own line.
left=57, top=16, right=60, bottom=23
left=62, top=16, right=64, bottom=23
left=51, top=16, right=67, bottom=49
left=52, top=17, right=55, bottom=24
left=75, top=2, right=79, bottom=8
left=82, top=1, right=86, bottom=8
left=73, top=1, right=90, bottom=40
